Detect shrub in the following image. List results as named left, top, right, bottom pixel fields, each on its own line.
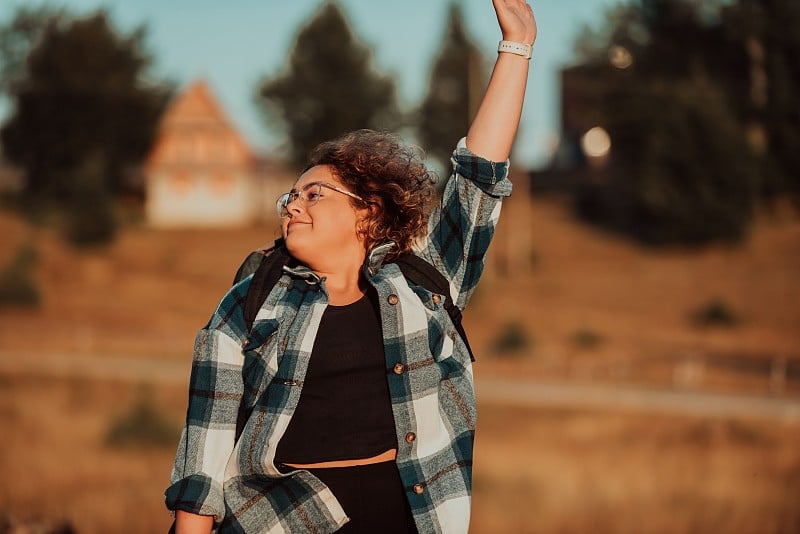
left=690, top=298, right=740, bottom=328
left=105, top=386, right=179, bottom=449
left=571, top=329, right=604, bottom=349
left=0, top=244, right=40, bottom=308
left=491, top=321, right=532, bottom=356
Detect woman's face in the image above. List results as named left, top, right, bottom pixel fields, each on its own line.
left=281, top=165, right=368, bottom=269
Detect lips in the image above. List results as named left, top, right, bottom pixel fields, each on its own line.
left=286, top=220, right=310, bottom=234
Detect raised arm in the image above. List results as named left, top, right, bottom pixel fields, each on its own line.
left=465, top=0, right=537, bottom=161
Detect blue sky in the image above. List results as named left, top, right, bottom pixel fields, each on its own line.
left=1, top=0, right=620, bottom=169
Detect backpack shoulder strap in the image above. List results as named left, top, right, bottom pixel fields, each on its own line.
left=232, top=251, right=266, bottom=286
left=232, top=239, right=290, bottom=442
left=395, top=253, right=476, bottom=362
left=232, top=238, right=291, bottom=333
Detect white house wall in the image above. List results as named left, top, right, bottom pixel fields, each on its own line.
left=146, top=171, right=258, bottom=228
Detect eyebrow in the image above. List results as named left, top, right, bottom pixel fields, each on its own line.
left=287, top=183, right=304, bottom=195
left=292, top=181, right=328, bottom=193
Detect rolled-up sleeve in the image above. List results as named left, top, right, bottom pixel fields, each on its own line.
left=165, top=294, right=247, bottom=520
left=452, top=136, right=512, bottom=197
left=414, top=138, right=511, bottom=310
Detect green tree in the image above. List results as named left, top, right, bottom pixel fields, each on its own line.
left=572, top=0, right=761, bottom=245
left=0, top=10, right=170, bottom=243
left=256, top=2, right=400, bottom=170
left=417, top=3, right=486, bottom=168
left=0, top=5, right=67, bottom=101
left=724, top=0, right=800, bottom=199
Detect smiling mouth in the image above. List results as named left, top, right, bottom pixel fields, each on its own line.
left=286, top=221, right=309, bottom=233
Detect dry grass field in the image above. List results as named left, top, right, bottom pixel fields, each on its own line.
left=1, top=376, right=797, bottom=533
left=1, top=189, right=798, bottom=533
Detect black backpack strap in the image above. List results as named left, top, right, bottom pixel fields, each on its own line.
left=395, top=253, right=476, bottom=362
left=233, top=251, right=266, bottom=286
left=232, top=240, right=291, bottom=442
left=239, top=240, right=291, bottom=334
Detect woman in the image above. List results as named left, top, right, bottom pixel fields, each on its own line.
left=166, top=1, right=536, bottom=532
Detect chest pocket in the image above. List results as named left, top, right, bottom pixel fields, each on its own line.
left=409, top=284, right=462, bottom=369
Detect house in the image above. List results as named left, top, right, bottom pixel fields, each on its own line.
left=145, top=80, right=292, bottom=227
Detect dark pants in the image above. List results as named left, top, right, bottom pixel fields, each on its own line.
left=304, top=461, right=418, bottom=533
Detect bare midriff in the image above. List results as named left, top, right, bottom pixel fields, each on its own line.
left=282, top=448, right=397, bottom=469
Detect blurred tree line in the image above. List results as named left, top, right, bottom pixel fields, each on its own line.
left=256, top=2, right=400, bottom=170
left=0, top=6, right=171, bottom=245
left=0, top=2, right=476, bottom=246
left=2, top=0, right=794, bottom=249
left=255, top=2, right=480, bottom=173
left=569, top=0, right=800, bottom=245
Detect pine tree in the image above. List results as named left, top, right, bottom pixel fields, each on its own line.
left=417, top=3, right=486, bottom=168
left=256, top=2, right=400, bottom=170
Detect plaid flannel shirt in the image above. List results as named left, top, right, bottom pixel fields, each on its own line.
left=166, top=140, right=511, bottom=533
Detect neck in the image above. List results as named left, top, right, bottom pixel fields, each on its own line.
left=307, top=250, right=367, bottom=306
left=321, top=269, right=366, bottom=305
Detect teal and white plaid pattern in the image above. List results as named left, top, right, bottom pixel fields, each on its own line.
left=166, top=141, right=511, bottom=533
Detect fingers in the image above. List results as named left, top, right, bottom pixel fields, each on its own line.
left=493, top=0, right=537, bottom=45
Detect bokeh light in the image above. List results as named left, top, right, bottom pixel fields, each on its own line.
left=580, top=126, right=611, bottom=159
left=609, top=44, right=633, bottom=69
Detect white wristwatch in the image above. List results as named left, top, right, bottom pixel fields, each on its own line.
left=498, top=40, right=533, bottom=60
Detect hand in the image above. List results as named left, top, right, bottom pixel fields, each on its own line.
left=492, top=0, right=537, bottom=45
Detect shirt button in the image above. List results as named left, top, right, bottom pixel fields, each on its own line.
left=432, top=294, right=442, bottom=305
left=243, top=338, right=251, bottom=348
left=413, top=483, right=425, bottom=494
left=405, top=432, right=416, bottom=443
left=387, top=294, right=399, bottom=305
left=393, top=363, right=406, bottom=375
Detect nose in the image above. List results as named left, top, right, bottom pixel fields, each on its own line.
left=286, top=199, right=303, bottom=216
left=284, top=194, right=304, bottom=217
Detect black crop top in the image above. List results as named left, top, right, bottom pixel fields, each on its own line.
left=274, top=289, right=398, bottom=464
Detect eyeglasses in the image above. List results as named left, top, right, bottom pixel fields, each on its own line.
left=276, top=181, right=364, bottom=217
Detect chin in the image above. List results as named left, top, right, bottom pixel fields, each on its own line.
left=284, top=235, right=314, bottom=264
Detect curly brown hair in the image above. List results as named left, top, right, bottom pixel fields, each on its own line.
left=305, top=129, right=435, bottom=260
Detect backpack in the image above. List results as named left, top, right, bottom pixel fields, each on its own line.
left=232, top=239, right=475, bottom=362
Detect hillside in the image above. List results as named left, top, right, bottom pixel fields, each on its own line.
left=1, top=193, right=798, bottom=394
left=1, top=197, right=799, bottom=533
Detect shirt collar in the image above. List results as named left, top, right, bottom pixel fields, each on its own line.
left=279, top=241, right=396, bottom=285
left=282, top=264, right=324, bottom=285
left=365, top=241, right=396, bottom=276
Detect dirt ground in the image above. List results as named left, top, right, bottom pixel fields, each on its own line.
left=1, top=192, right=799, bottom=532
